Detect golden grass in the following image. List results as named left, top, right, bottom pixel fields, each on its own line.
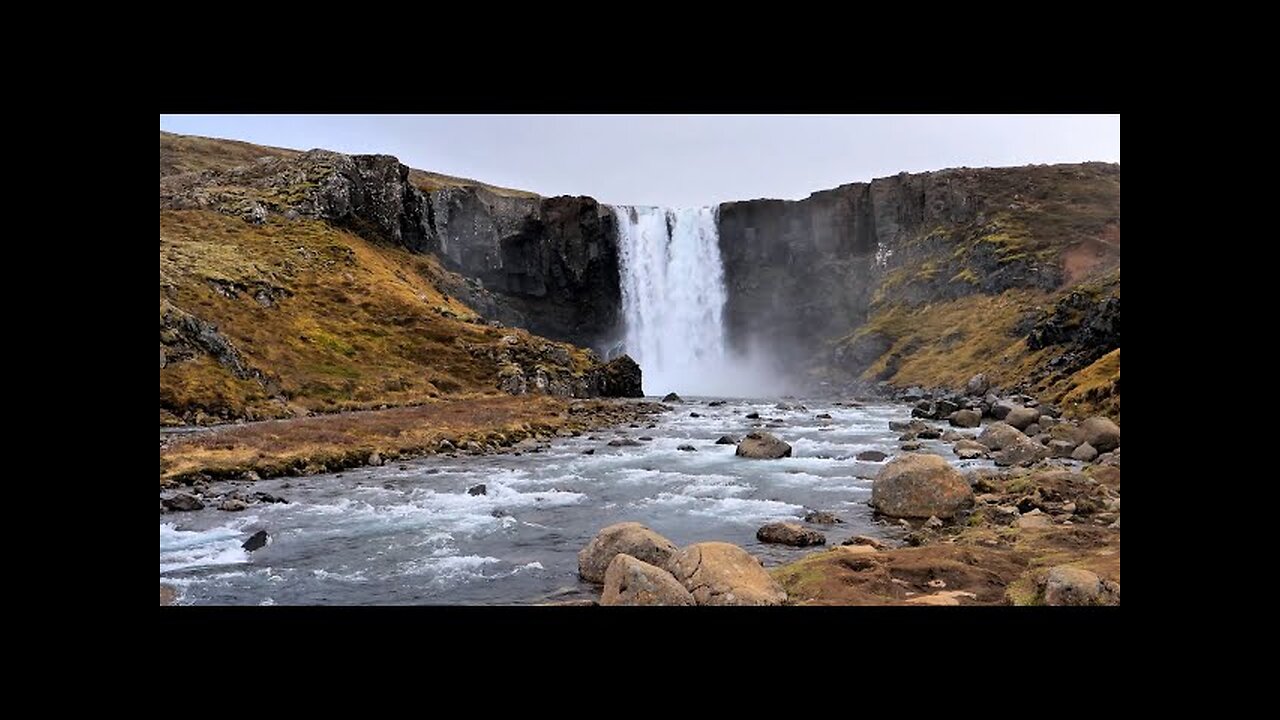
left=1055, top=348, right=1120, bottom=422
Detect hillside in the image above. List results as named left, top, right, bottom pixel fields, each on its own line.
left=159, top=132, right=635, bottom=428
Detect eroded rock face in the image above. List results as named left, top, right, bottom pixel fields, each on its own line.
left=736, top=432, right=792, bottom=459
left=600, top=554, right=695, bottom=606
left=756, top=522, right=826, bottom=547
left=871, top=453, right=974, bottom=519
left=578, top=522, right=679, bottom=584
left=666, top=542, right=787, bottom=606
left=590, top=355, right=643, bottom=398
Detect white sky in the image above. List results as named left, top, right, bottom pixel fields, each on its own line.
left=159, top=115, right=1119, bottom=207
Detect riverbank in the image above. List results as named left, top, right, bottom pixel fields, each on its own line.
left=160, top=395, right=666, bottom=486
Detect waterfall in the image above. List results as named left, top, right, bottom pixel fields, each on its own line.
left=611, top=205, right=729, bottom=396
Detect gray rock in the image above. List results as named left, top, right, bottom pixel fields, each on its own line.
left=803, top=511, right=843, bottom=525
left=162, top=493, right=204, bottom=512
left=608, top=438, right=641, bottom=447
left=677, top=444, right=697, bottom=452
left=756, top=522, right=826, bottom=547
left=600, top=554, right=695, bottom=606
left=966, top=373, right=990, bottom=396
left=857, top=450, right=889, bottom=462
left=871, top=453, right=974, bottom=519
left=578, top=522, right=679, bottom=584
left=1071, top=442, right=1099, bottom=462
left=1042, top=566, right=1120, bottom=606
left=468, top=484, right=487, bottom=496
left=1024, top=423, right=1041, bottom=436
left=924, top=515, right=944, bottom=529
left=1048, top=439, right=1078, bottom=458
left=242, top=530, right=270, bottom=552
left=1079, top=417, right=1120, bottom=453
left=977, top=422, right=1024, bottom=451
left=1005, top=406, right=1041, bottom=431
left=219, top=498, right=248, bottom=512
left=736, top=432, right=792, bottom=459
left=949, top=409, right=982, bottom=428
left=953, top=439, right=989, bottom=459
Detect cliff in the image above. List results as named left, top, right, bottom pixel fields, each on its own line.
left=718, top=163, right=1120, bottom=419
left=159, top=133, right=639, bottom=426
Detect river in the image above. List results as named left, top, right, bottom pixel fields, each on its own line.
left=159, top=396, right=989, bottom=605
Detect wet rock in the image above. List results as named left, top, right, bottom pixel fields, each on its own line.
left=953, top=439, right=988, bottom=459
left=736, top=432, right=792, bottom=459
left=804, top=511, right=843, bottom=525
left=941, top=429, right=964, bottom=442
left=581, top=448, right=595, bottom=455
left=816, top=413, right=832, bottom=419
left=600, top=554, right=695, bottom=606
left=1079, top=417, right=1120, bottom=452
left=162, top=493, right=204, bottom=512
left=677, top=444, right=697, bottom=452
left=1005, top=406, right=1041, bottom=431
left=608, top=438, right=641, bottom=447
left=468, top=484, right=487, bottom=496
left=715, top=435, right=739, bottom=445
left=756, top=522, right=826, bottom=547
left=662, top=392, right=683, bottom=402
left=871, top=453, right=974, bottom=519
left=1072, top=443, right=1099, bottom=462
left=490, top=509, right=510, bottom=518
left=242, top=530, right=271, bottom=552
left=977, top=422, right=1024, bottom=451
left=689, top=412, right=701, bottom=418
left=1042, top=566, right=1120, bottom=606
left=708, top=400, right=725, bottom=407
left=857, top=450, right=888, bottom=462
left=253, top=492, right=288, bottom=504
left=935, top=399, right=959, bottom=417
left=916, top=428, right=942, bottom=440
left=842, top=535, right=889, bottom=550
left=900, top=441, right=922, bottom=451
left=666, top=542, right=787, bottom=606
left=219, top=498, right=249, bottom=512
left=578, top=522, right=679, bottom=584
left=949, top=409, right=981, bottom=428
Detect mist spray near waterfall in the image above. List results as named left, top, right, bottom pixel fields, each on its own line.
left=611, top=205, right=783, bottom=397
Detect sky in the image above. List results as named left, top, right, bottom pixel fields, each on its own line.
left=159, top=115, right=1120, bottom=207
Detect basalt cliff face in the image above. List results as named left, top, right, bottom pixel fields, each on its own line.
left=718, top=163, right=1120, bottom=419
left=160, top=131, right=1120, bottom=422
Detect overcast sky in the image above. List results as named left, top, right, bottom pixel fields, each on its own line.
left=159, top=115, right=1119, bottom=207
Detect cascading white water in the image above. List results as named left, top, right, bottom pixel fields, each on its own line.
left=612, top=205, right=730, bottom=396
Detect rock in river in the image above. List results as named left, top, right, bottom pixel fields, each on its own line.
left=578, top=522, right=679, bottom=584
left=666, top=542, right=787, bottom=606
left=162, top=493, right=204, bottom=512
left=870, top=453, right=974, bottom=519
left=715, top=435, right=739, bottom=445
left=601, top=553, right=695, bottom=606
left=857, top=450, right=888, bottom=462
left=242, top=530, right=271, bottom=552
left=736, top=432, right=792, bottom=459
left=756, top=522, right=826, bottom=547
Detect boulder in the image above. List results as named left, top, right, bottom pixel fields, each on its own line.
left=916, top=428, right=942, bottom=440
left=953, top=439, right=988, bottom=459
left=1038, top=416, right=1058, bottom=429
left=941, top=429, right=964, bottom=442
left=367, top=452, right=383, bottom=466
left=666, top=542, right=787, bottom=606
left=803, top=511, right=843, bottom=525
left=468, top=484, right=487, bottom=496
left=900, top=441, right=922, bottom=451
left=991, top=400, right=1019, bottom=420
left=1042, top=566, right=1120, bottom=606
left=966, top=373, right=990, bottom=396
left=977, top=422, right=1024, bottom=451
left=1080, top=417, right=1120, bottom=452
left=745, top=412, right=760, bottom=419
left=856, top=450, right=888, bottom=462
left=162, top=493, right=204, bottom=512
left=870, top=453, right=974, bottom=519
left=578, top=522, right=679, bottom=584
left=1005, top=406, right=1041, bottom=431
left=600, top=554, right=695, bottom=606
left=242, top=530, right=270, bottom=552
left=715, top=435, right=739, bottom=445
left=1024, top=423, right=1041, bottom=436
left=1048, top=440, right=1078, bottom=458
left=1072, top=443, right=1099, bottom=462
left=756, top=522, right=826, bottom=547
left=736, top=432, right=792, bottom=459
left=993, top=437, right=1051, bottom=467
left=608, top=438, right=641, bottom=447
left=662, top=392, right=683, bottom=403
left=219, top=498, right=248, bottom=512
left=842, top=535, right=889, bottom=550
left=948, top=409, right=981, bottom=428
left=677, top=444, right=697, bottom=452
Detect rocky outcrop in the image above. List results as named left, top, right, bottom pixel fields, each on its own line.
left=600, top=554, right=695, bottom=606
left=870, top=453, right=974, bottom=519
left=666, top=542, right=787, bottom=606
left=578, top=522, right=679, bottom=584
left=589, top=355, right=643, bottom=398
left=736, top=432, right=792, bottom=459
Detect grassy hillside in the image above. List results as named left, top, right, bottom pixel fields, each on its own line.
left=828, top=164, right=1120, bottom=420
left=159, top=133, right=590, bottom=427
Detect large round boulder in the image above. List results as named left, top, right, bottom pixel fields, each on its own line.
left=977, top=422, right=1024, bottom=451
left=601, top=554, right=695, bottom=606
left=948, top=409, right=981, bottom=428
left=1079, top=417, right=1120, bottom=453
left=736, top=432, right=792, bottom=459
left=1004, top=406, right=1041, bottom=431
left=578, top=522, right=679, bottom=584
left=992, top=436, right=1050, bottom=467
left=756, top=522, right=826, bottom=547
left=870, top=453, right=974, bottom=519
left=666, top=542, right=787, bottom=606
left=1042, top=566, right=1120, bottom=606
